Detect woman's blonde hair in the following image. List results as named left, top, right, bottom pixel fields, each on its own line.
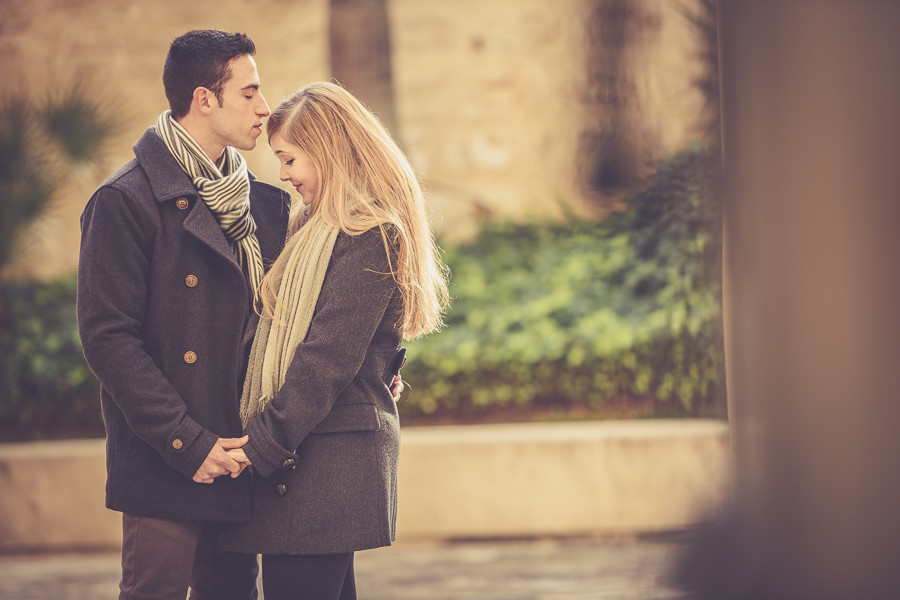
left=259, top=81, right=449, bottom=339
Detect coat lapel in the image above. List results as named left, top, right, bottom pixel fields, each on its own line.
left=133, top=127, right=244, bottom=274
left=182, top=201, right=244, bottom=274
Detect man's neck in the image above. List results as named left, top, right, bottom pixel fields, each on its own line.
left=175, top=114, right=225, bottom=163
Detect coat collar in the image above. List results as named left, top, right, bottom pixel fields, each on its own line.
left=133, top=126, right=244, bottom=280
left=133, top=126, right=197, bottom=204
left=132, top=126, right=261, bottom=203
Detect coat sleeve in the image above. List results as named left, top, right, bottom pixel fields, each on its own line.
left=77, top=186, right=218, bottom=479
left=242, top=228, right=399, bottom=477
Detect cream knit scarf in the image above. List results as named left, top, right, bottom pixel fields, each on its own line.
left=155, top=111, right=264, bottom=298
left=240, top=212, right=340, bottom=426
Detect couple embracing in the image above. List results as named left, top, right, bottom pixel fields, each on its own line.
left=77, top=29, right=448, bottom=599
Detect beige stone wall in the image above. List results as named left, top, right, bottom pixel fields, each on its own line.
left=0, top=421, right=731, bottom=551
left=391, top=0, right=708, bottom=242
left=389, top=0, right=589, bottom=242
left=0, top=0, right=707, bottom=279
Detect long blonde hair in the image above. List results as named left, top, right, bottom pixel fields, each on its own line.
left=259, top=81, right=449, bottom=339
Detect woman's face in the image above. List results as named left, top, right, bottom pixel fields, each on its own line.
left=270, top=133, right=319, bottom=204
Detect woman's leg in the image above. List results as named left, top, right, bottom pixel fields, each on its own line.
left=261, top=552, right=356, bottom=600
left=188, top=521, right=259, bottom=600
left=339, top=554, right=356, bottom=600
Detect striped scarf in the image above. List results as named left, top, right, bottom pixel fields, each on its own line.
left=240, top=213, right=339, bottom=427
left=155, top=111, right=264, bottom=298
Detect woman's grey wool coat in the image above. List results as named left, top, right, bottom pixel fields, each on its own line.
left=219, top=226, right=406, bottom=556
left=77, top=127, right=291, bottom=523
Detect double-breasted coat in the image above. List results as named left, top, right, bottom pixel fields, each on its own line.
left=219, top=227, right=406, bottom=555
left=77, top=127, right=290, bottom=523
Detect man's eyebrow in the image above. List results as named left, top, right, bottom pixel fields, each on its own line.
left=241, top=83, right=261, bottom=91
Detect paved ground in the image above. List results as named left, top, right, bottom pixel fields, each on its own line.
left=0, top=534, right=693, bottom=599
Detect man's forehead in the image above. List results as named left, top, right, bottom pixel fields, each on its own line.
left=225, top=54, right=261, bottom=88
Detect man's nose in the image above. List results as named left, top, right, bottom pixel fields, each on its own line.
left=257, top=92, right=271, bottom=117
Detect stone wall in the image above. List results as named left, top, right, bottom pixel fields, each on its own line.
left=0, top=0, right=707, bottom=279
left=0, top=421, right=731, bottom=552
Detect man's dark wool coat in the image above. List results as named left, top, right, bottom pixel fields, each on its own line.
left=77, top=127, right=290, bottom=523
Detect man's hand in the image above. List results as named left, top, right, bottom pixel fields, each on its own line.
left=226, top=448, right=252, bottom=478
left=391, top=375, right=404, bottom=402
left=192, top=436, right=249, bottom=484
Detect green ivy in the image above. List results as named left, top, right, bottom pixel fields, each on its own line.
left=0, top=276, right=103, bottom=439
left=400, top=144, right=724, bottom=418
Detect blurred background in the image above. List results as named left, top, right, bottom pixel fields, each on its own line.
left=0, top=1, right=727, bottom=597
left=6, top=1, right=900, bottom=598
left=0, top=0, right=724, bottom=439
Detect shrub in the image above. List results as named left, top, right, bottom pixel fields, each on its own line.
left=0, top=276, right=103, bottom=439
left=0, top=86, right=115, bottom=273
left=400, top=144, right=724, bottom=419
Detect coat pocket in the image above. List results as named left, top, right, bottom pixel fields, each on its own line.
left=310, top=403, right=381, bottom=435
left=383, top=347, right=407, bottom=386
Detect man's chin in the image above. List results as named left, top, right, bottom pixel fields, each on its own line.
left=233, top=139, right=258, bottom=152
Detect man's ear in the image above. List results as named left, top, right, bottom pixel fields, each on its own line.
left=192, top=87, right=217, bottom=115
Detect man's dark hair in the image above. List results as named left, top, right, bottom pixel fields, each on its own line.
left=163, top=30, right=256, bottom=119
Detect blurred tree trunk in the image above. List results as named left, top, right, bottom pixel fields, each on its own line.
left=580, top=0, right=645, bottom=204
left=329, top=0, right=397, bottom=134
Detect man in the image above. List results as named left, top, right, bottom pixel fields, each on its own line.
left=77, top=30, right=279, bottom=599
left=78, top=30, right=402, bottom=599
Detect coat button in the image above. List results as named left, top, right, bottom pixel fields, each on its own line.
left=183, top=351, right=197, bottom=364
left=185, top=274, right=198, bottom=288
left=275, top=483, right=287, bottom=496
left=176, top=197, right=189, bottom=210
left=282, top=458, right=296, bottom=470
left=172, top=439, right=183, bottom=450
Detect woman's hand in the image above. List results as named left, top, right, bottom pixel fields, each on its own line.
left=225, top=447, right=252, bottom=478
left=391, top=375, right=404, bottom=402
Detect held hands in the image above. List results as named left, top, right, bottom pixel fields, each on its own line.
left=191, top=377, right=402, bottom=485
left=226, top=447, right=252, bottom=478
left=192, top=435, right=252, bottom=484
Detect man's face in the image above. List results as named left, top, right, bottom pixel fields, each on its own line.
left=208, top=54, right=270, bottom=152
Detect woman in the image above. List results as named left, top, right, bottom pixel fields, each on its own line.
left=218, top=82, right=448, bottom=599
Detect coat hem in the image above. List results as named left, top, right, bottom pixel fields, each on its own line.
left=106, top=495, right=251, bottom=524
left=218, top=535, right=394, bottom=556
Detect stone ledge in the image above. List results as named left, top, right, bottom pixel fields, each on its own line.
left=0, top=420, right=730, bottom=553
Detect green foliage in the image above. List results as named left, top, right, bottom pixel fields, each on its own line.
left=0, top=276, right=103, bottom=439
left=42, top=86, right=116, bottom=164
left=0, top=83, right=115, bottom=440
left=400, top=144, right=724, bottom=418
left=0, top=86, right=115, bottom=271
